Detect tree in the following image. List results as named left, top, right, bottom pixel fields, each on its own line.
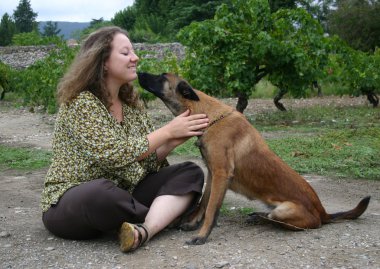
left=298, top=0, right=335, bottom=31
left=0, top=62, right=11, bottom=100
left=268, top=0, right=297, bottom=12
left=112, top=6, right=137, bottom=32
left=90, top=18, right=105, bottom=27
left=166, top=0, right=228, bottom=35
left=113, top=0, right=228, bottom=42
left=13, top=0, right=38, bottom=33
left=41, top=21, right=61, bottom=37
left=0, top=13, right=16, bottom=46
left=78, top=19, right=113, bottom=40
left=178, top=0, right=329, bottom=112
left=327, top=0, right=380, bottom=52
left=267, top=8, right=329, bottom=110
left=327, top=39, right=380, bottom=107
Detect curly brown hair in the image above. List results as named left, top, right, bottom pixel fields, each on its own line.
left=57, top=26, right=141, bottom=109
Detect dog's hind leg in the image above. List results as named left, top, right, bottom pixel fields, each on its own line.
left=268, top=201, right=322, bottom=230
left=246, top=212, right=272, bottom=225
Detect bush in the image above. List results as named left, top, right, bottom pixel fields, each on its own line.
left=136, top=51, right=183, bottom=105
left=8, top=44, right=78, bottom=113
left=0, top=62, right=11, bottom=100
left=6, top=44, right=182, bottom=112
left=12, top=31, right=63, bottom=46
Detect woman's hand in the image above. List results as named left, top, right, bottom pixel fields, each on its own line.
left=138, top=110, right=208, bottom=161
left=164, top=110, right=209, bottom=139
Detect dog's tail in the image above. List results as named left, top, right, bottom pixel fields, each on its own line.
left=323, top=196, right=371, bottom=223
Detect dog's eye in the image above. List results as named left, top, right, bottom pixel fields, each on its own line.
left=157, top=76, right=167, bottom=83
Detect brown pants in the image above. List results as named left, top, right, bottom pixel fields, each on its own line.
left=42, top=162, right=204, bottom=240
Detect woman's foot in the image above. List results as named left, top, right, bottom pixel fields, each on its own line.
left=119, top=222, right=150, bottom=252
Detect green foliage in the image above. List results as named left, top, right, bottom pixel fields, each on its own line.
left=113, top=0, right=227, bottom=42
left=5, top=43, right=181, bottom=111
left=166, top=1, right=228, bottom=39
left=178, top=0, right=269, bottom=97
left=268, top=0, right=297, bottom=12
left=41, top=21, right=61, bottom=37
left=8, top=44, right=78, bottom=113
left=326, top=39, right=380, bottom=98
left=13, top=0, right=38, bottom=33
left=268, top=8, right=329, bottom=98
left=77, top=20, right=114, bottom=40
left=0, top=13, right=16, bottom=46
left=252, top=79, right=278, bottom=98
left=0, top=62, right=11, bottom=100
left=136, top=51, right=183, bottom=103
left=112, top=6, right=137, bottom=32
left=0, top=145, right=51, bottom=171
left=327, top=0, right=380, bottom=52
left=12, top=30, right=63, bottom=45
left=131, top=15, right=169, bottom=43
left=178, top=0, right=329, bottom=100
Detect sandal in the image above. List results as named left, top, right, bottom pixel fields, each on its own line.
left=119, top=222, right=150, bottom=252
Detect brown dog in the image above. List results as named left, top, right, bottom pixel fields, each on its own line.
left=138, top=72, right=371, bottom=245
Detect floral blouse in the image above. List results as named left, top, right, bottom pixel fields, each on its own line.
left=40, top=91, right=168, bottom=212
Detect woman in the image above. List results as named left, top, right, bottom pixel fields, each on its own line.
left=41, top=26, right=208, bottom=252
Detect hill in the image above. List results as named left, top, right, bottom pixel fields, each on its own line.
left=38, top=21, right=90, bottom=40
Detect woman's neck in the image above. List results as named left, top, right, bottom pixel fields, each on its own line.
left=105, top=78, right=122, bottom=102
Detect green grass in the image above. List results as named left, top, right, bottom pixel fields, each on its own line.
left=251, top=79, right=277, bottom=98
left=172, top=137, right=200, bottom=157
left=0, top=145, right=52, bottom=171
left=171, top=106, right=380, bottom=180
left=251, top=106, right=380, bottom=131
left=268, top=128, right=380, bottom=180
left=220, top=203, right=255, bottom=218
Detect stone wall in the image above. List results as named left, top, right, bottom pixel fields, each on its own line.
left=0, top=43, right=185, bottom=69
left=0, top=45, right=58, bottom=69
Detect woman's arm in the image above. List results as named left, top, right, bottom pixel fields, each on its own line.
left=137, top=110, right=208, bottom=161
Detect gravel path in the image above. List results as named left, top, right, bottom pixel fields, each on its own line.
left=1, top=96, right=379, bottom=269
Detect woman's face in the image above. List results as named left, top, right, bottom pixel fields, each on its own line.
left=104, top=33, right=139, bottom=86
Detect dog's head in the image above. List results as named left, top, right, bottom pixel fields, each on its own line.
left=138, top=72, right=199, bottom=116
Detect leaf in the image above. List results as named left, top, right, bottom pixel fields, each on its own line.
left=291, top=151, right=306, bottom=157
left=331, top=143, right=342, bottom=150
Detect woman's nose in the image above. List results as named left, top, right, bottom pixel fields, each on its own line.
left=131, top=51, right=139, bottom=62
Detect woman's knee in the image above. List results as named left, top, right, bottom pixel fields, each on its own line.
left=182, top=161, right=205, bottom=185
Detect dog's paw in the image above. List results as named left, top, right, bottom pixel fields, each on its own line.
left=246, top=212, right=268, bottom=225
left=185, top=236, right=207, bottom=245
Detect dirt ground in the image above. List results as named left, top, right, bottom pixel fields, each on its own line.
left=0, top=96, right=379, bottom=269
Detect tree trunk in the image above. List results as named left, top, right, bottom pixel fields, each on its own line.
left=236, top=92, right=248, bottom=113
left=312, top=81, right=323, bottom=97
left=366, top=92, right=379, bottom=107
left=273, top=88, right=288, bottom=111
left=0, top=85, right=5, bottom=100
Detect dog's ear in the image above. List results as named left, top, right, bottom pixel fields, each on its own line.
left=176, top=81, right=199, bottom=101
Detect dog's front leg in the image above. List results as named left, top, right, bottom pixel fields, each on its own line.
left=181, top=171, right=212, bottom=231
left=187, top=169, right=231, bottom=245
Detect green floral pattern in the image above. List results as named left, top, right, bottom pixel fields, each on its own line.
left=41, top=91, right=168, bottom=212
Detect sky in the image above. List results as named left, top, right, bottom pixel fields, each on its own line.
left=0, top=0, right=134, bottom=22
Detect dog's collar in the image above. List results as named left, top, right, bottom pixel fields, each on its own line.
left=207, top=109, right=235, bottom=129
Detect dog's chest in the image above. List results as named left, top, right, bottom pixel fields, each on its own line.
left=195, top=137, right=207, bottom=159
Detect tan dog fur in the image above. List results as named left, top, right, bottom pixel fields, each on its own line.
left=138, top=72, right=371, bottom=245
